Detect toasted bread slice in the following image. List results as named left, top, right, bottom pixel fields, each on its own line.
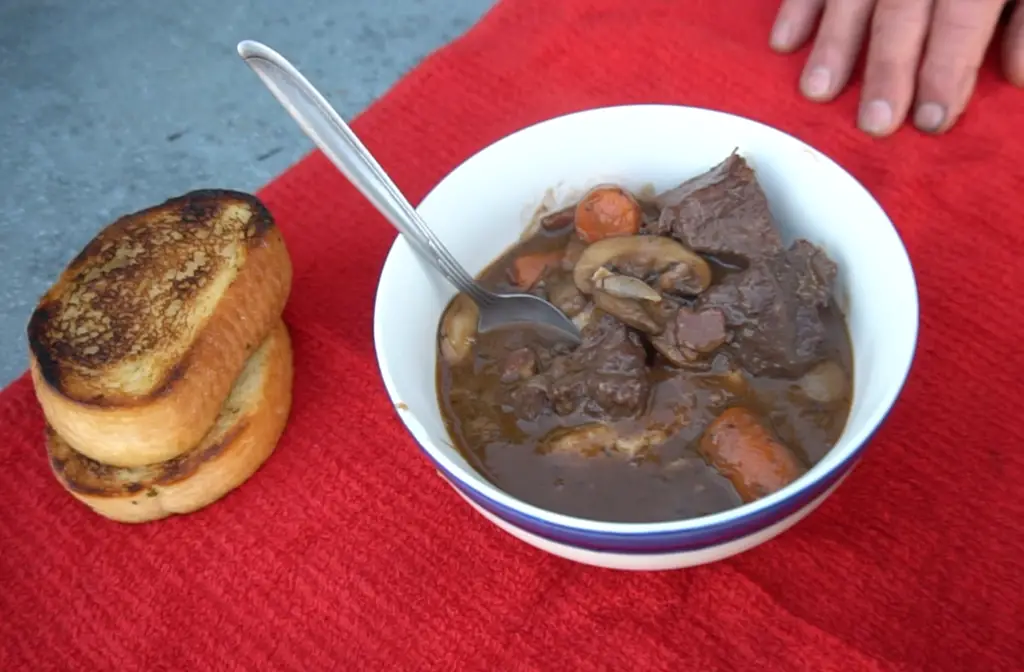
left=28, top=189, right=292, bottom=467
left=47, top=320, right=293, bottom=523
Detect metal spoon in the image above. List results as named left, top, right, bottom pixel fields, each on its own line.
left=236, top=40, right=581, bottom=344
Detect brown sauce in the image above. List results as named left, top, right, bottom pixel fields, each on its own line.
left=436, top=153, right=853, bottom=523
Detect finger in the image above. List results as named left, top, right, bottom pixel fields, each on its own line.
left=1003, top=1, right=1024, bottom=86
left=771, top=0, right=827, bottom=52
left=857, top=0, right=933, bottom=136
left=795, top=0, right=877, bottom=101
left=914, top=0, right=1007, bottom=133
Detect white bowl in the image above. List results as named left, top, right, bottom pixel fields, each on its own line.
left=373, top=105, right=918, bottom=571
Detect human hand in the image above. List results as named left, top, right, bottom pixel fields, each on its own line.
left=770, top=0, right=1024, bottom=136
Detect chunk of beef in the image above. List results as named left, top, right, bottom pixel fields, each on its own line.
left=499, top=347, right=539, bottom=383
left=697, top=240, right=837, bottom=377
left=506, top=379, right=550, bottom=421
left=546, top=312, right=651, bottom=419
left=591, top=290, right=663, bottom=334
left=548, top=312, right=651, bottom=418
left=647, top=153, right=783, bottom=262
left=650, top=306, right=728, bottom=368
left=500, top=313, right=651, bottom=421
left=788, top=239, right=838, bottom=306
left=676, top=307, right=729, bottom=353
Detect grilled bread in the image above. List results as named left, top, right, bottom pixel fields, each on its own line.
left=47, top=320, right=293, bottom=523
left=28, top=189, right=292, bottom=467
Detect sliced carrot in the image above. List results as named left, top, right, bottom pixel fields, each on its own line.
left=510, top=249, right=564, bottom=289
left=698, top=407, right=805, bottom=503
left=573, top=186, right=642, bottom=243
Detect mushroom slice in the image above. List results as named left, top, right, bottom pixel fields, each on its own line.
left=439, top=293, right=480, bottom=365
left=572, top=303, right=596, bottom=331
left=592, top=290, right=663, bottom=335
left=538, top=423, right=618, bottom=457
left=592, top=267, right=662, bottom=302
left=656, top=261, right=708, bottom=296
left=614, top=426, right=674, bottom=458
left=538, top=423, right=671, bottom=458
left=650, top=331, right=694, bottom=369
left=573, top=235, right=712, bottom=296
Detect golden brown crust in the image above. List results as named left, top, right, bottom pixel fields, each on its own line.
left=47, top=321, right=293, bottom=523
left=28, top=189, right=278, bottom=403
left=28, top=190, right=292, bottom=466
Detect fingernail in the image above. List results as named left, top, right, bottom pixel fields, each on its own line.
left=858, top=99, right=894, bottom=135
left=770, top=20, right=792, bottom=50
left=802, top=67, right=832, bottom=99
left=913, top=102, right=946, bottom=132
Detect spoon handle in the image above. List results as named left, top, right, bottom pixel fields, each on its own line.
left=237, top=40, right=490, bottom=304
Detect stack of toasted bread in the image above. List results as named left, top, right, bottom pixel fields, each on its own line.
left=27, top=190, right=294, bottom=523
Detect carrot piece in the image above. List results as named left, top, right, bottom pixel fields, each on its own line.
left=510, top=250, right=563, bottom=289
left=573, top=186, right=642, bottom=243
left=697, top=407, right=805, bottom=503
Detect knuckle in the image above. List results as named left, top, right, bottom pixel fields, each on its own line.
left=812, top=0, right=874, bottom=54
left=871, top=0, right=929, bottom=38
left=781, top=0, right=822, bottom=18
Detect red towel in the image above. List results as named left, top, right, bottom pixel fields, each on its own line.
left=3, top=0, right=1023, bottom=669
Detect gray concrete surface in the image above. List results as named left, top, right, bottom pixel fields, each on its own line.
left=0, top=0, right=494, bottom=388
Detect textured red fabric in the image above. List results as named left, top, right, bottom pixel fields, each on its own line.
left=3, top=0, right=1023, bottom=669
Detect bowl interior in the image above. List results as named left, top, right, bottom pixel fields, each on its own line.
left=373, top=105, right=918, bottom=533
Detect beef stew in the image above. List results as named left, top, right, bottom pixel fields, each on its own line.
left=436, top=153, right=852, bottom=523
